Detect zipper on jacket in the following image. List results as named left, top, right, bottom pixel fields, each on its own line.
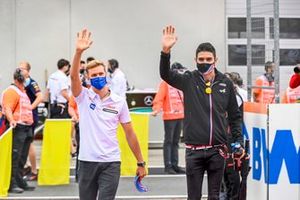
left=208, top=93, right=213, bottom=145
left=199, top=75, right=220, bottom=145
left=208, top=81, right=219, bottom=145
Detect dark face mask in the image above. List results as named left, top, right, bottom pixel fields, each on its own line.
left=265, top=73, right=274, bottom=82
left=108, top=68, right=114, bottom=74
left=64, top=65, right=70, bottom=75
left=80, top=69, right=85, bottom=74
left=197, top=63, right=214, bottom=74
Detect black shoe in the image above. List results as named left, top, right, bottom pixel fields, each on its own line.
left=173, top=166, right=186, bottom=174
left=9, top=186, right=24, bottom=193
left=165, top=167, right=177, bottom=174
left=23, top=172, right=38, bottom=181
left=21, top=185, right=35, bottom=191
left=22, top=166, right=32, bottom=176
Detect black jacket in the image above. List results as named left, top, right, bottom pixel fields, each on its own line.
left=160, top=52, right=243, bottom=146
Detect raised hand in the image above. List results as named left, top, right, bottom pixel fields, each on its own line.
left=76, top=29, right=93, bottom=53
left=161, top=25, right=177, bottom=54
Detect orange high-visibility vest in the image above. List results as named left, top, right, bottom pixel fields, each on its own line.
left=152, top=81, right=184, bottom=120
left=281, top=86, right=300, bottom=103
left=2, top=85, right=33, bottom=125
left=253, top=75, right=275, bottom=104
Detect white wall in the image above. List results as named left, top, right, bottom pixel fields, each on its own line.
left=0, top=0, right=16, bottom=93
left=0, top=0, right=226, bottom=93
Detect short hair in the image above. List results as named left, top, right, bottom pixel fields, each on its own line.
left=195, top=42, right=216, bottom=58
left=171, top=62, right=184, bottom=70
left=13, top=68, right=25, bottom=83
left=57, top=59, right=70, bottom=70
left=108, top=59, right=119, bottom=70
left=86, top=57, right=95, bottom=64
left=86, top=60, right=106, bottom=73
left=20, top=61, right=31, bottom=71
left=225, top=72, right=243, bottom=87
left=230, top=72, right=243, bottom=87
left=265, top=61, right=274, bottom=71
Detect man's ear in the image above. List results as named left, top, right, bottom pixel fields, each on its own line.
left=215, top=57, right=218, bottom=63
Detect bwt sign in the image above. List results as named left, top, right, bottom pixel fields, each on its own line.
left=244, top=125, right=300, bottom=184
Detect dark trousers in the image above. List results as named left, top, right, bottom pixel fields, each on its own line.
left=186, top=148, right=225, bottom=200
left=163, top=119, right=183, bottom=169
left=10, top=124, right=33, bottom=189
left=78, top=161, right=121, bottom=200
left=223, top=157, right=240, bottom=200
left=50, top=103, right=69, bottom=119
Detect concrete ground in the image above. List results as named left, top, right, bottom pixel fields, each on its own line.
left=4, top=140, right=208, bottom=200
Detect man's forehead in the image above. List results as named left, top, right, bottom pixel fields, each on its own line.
left=197, top=51, right=214, bottom=58
left=89, top=66, right=105, bottom=74
left=19, top=62, right=26, bottom=67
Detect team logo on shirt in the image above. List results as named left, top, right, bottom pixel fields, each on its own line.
left=90, top=103, right=96, bottom=110
left=219, top=89, right=226, bottom=93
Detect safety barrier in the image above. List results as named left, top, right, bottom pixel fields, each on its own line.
left=0, top=127, right=12, bottom=197
left=244, top=102, right=300, bottom=200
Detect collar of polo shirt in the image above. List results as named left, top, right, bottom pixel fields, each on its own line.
left=88, top=88, right=122, bottom=103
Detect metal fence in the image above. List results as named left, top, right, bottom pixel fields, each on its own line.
left=246, top=0, right=280, bottom=102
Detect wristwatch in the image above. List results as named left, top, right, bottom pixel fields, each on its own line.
left=137, top=161, right=146, bottom=167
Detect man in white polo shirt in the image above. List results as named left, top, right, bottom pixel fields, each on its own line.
left=70, top=29, right=146, bottom=200
left=47, top=58, right=70, bottom=118
left=107, top=59, right=128, bottom=99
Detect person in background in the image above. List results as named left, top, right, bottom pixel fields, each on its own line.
left=222, top=72, right=247, bottom=200
left=2, top=69, right=35, bottom=193
left=253, top=61, right=275, bottom=104
left=152, top=62, right=186, bottom=174
left=80, top=60, right=89, bottom=87
left=86, top=56, right=95, bottom=64
left=47, top=58, right=70, bottom=118
left=70, top=29, right=146, bottom=200
left=281, top=85, right=300, bottom=103
left=289, top=64, right=300, bottom=89
left=225, top=72, right=247, bottom=110
left=18, top=61, right=43, bottom=181
left=107, top=59, right=128, bottom=99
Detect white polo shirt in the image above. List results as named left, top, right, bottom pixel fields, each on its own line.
left=75, top=87, right=131, bottom=162
left=108, top=69, right=127, bottom=99
left=47, top=70, right=69, bottom=104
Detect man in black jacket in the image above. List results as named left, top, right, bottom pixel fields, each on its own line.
left=159, top=25, right=244, bottom=200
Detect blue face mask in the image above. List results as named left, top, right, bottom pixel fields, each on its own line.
left=24, top=78, right=31, bottom=87
left=90, top=76, right=107, bottom=90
